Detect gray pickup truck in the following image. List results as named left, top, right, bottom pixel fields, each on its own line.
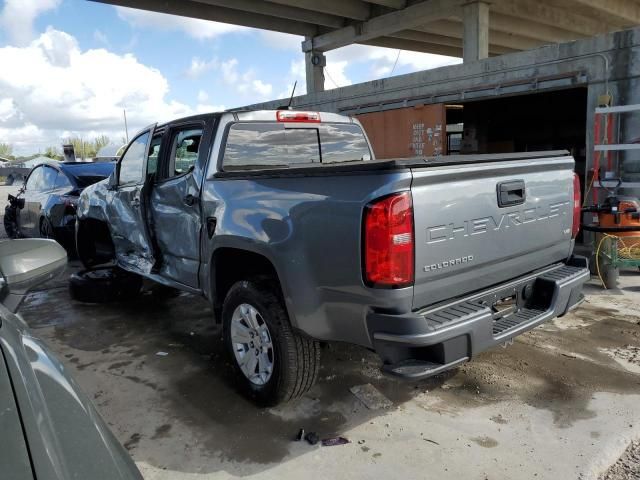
left=76, top=109, right=589, bottom=405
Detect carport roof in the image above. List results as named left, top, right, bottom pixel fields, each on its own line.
left=92, top=0, right=640, bottom=58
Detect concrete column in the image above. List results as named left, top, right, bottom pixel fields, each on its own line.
left=463, top=1, right=489, bottom=62
left=304, top=41, right=326, bottom=94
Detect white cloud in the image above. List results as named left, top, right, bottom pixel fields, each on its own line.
left=0, top=0, right=61, bottom=46
left=259, top=31, right=302, bottom=51
left=186, top=56, right=218, bottom=78
left=251, top=80, right=272, bottom=96
left=116, top=6, right=248, bottom=40
left=93, top=29, right=110, bottom=47
left=0, top=98, right=17, bottom=122
left=217, top=58, right=273, bottom=99
left=197, top=90, right=209, bottom=103
left=0, top=28, right=196, bottom=154
left=276, top=60, right=307, bottom=99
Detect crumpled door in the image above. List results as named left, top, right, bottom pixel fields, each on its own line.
left=107, top=126, right=156, bottom=274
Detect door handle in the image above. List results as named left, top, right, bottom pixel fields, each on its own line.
left=183, top=194, right=197, bottom=206
left=497, top=180, right=526, bottom=207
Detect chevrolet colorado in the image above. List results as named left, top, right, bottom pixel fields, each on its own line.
left=75, top=110, right=589, bottom=405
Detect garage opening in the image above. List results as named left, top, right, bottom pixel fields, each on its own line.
left=457, top=88, right=588, bottom=184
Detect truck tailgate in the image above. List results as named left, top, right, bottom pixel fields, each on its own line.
left=411, top=154, right=575, bottom=310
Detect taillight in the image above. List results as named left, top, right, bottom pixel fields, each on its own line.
left=363, top=192, right=414, bottom=288
left=276, top=110, right=320, bottom=123
left=572, top=173, right=581, bottom=239
left=63, top=197, right=78, bottom=212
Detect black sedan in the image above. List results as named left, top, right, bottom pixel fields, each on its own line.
left=4, top=161, right=114, bottom=249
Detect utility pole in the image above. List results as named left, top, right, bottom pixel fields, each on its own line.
left=123, top=109, right=129, bottom=143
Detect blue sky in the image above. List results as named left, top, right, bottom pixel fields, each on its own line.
left=0, top=0, right=461, bottom=154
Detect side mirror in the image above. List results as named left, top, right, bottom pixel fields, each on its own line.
left=0, top=239, right=67, bottom=313
left=107, top=170, right=118, bottom=190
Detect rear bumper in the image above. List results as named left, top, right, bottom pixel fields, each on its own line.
left=367, top=256, right=590, bottom=380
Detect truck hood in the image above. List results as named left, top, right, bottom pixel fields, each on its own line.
left=0, top=305, right=141, bottom=480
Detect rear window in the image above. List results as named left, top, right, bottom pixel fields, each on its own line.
left=320, top=124, right=371, bottom=163
left=222, top=122, right=370, bottom=170
left=63, top=163, right=115, bottom=187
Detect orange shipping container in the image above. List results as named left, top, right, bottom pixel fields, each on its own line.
left=356, top=104, right=446, bottom=159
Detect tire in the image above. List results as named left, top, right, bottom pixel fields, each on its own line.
left=39, top=217, right=55, bottom=240
left=222, top=276, right=320, bottom=406
left=69, top=267, right=143, bottom=303
left=3, top=205, right=19, bottom=239
left=601, top=264, right=619, bottom=290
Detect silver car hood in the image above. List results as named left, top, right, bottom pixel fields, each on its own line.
left=0, top=305, right=141, bottom=480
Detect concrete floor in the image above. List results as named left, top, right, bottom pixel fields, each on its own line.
left=10, top=264, right=639, bottom=480
left=3, top=184, right=640, bottom=479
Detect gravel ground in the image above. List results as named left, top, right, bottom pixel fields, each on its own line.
left=600, top=441, right=640, bottom=480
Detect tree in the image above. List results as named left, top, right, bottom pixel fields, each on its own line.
left=63, top=135, right=111, bottom=160
left=44, top=146, right=62, bottom=160
left=0, top=143, right=13, bottom=159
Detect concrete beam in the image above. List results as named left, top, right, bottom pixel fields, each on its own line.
left=362, top=36, right=462, bottom=57
left=490, top=12, right=582, bottom=44
left=305, top=43, right=326, bottom=93
left=490, top=0, right=611, bottom=37
left=463, top=1, right=489, bottom=62
left=265, top=0, right=370, bottom=21
left=567, top=0, right=640, bottom=26
left=365, top=0, right=406, bottom=9
left=91, top=0, right=318, bottom=36
left=192, top=0, right=345, bottom=28
left=418, top=20, right=543, bottom=52
left=302, top=0, right=465, bottom=52
left=391, top=29, right=516, bottom=55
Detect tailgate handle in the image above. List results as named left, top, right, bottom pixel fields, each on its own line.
left=497, top=180, right=526, bottom=207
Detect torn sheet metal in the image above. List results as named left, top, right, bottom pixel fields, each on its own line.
left=77, top=178, right=156, bottom=275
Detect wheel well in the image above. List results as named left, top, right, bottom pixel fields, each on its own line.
left=211, top=248, right=281, bottom=320
left=76, top=218, right=115, bottom=267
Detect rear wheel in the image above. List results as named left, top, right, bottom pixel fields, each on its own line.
left=69, top=266, right=142, bottom=303
left=3, top=205, right=19, bottom=239
left=39, top=217, right=55, bottom=240
left=222, top=276, right=320, bottom=406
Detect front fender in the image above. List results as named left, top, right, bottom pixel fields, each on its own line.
left=77, top=180, right=110, bottom=223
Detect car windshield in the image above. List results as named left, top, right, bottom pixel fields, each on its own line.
left=62, top=162, right=115, bottom=187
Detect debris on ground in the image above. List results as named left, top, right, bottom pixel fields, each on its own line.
left=304, top=431, right=319, bottom=445
left=423, top=438, right=440, bottom=445
left=322, top=436, right=350, bottom=447
left=599, top=440, right=640, bottom=480
left=600, top=345, right=640, bottom=374
left=295, top=429, right=305, bottom=441
left=155, top=351, right=168, bottom=357
left=349, top=383, right=393, bottom=410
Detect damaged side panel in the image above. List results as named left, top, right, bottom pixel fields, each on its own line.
left=106, top=183, right=155, bottom=275
left=77, top=129, right=157, bottom=274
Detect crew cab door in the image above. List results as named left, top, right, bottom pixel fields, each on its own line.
left=148, top=121, right=209, bottom=288
left=20, top=166, right=44, bottom=236
left=108, top=127, right=156, bottom=274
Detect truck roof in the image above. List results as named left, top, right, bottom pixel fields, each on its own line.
left=153, top=109, right=355, bottom=132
